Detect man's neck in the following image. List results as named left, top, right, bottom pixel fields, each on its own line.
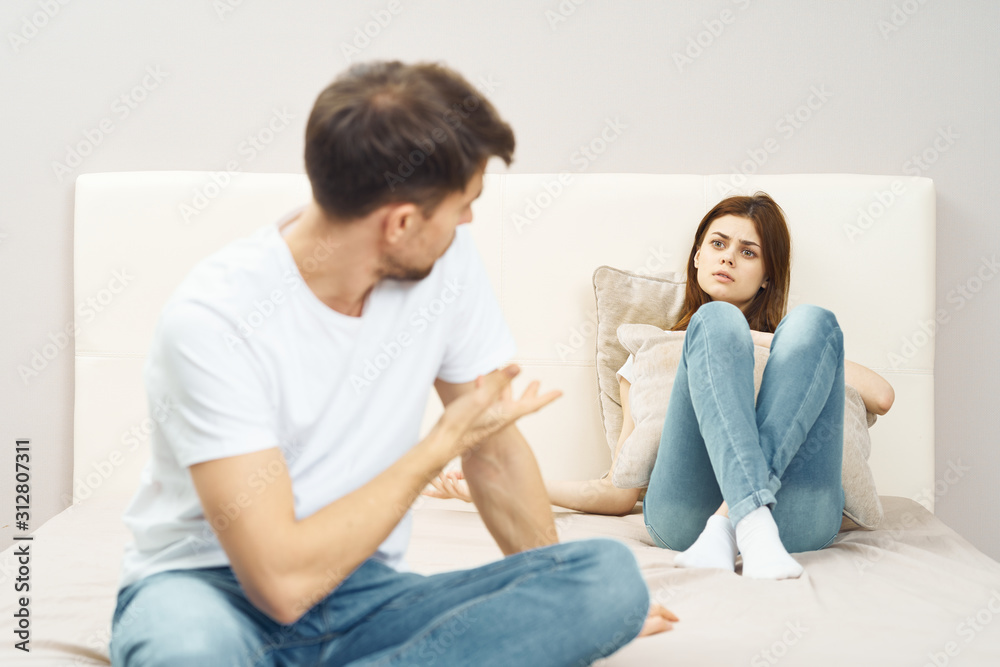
left=280, top=201, right=380, bottom=317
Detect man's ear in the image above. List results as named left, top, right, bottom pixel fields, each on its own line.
left=383, top=203, right=420, bottom=245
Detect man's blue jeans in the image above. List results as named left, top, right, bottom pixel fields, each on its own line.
left=642, top=301, right=846, bottom=554
left=109, top=538, right=649, bottom=666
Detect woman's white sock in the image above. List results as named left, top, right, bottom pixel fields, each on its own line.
left=734, top=506, right=804, bottom=580
left=674, top=514, right=738, bottom=571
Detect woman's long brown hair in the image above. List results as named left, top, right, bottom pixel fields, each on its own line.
left=670, top=192, right=791, bottom=333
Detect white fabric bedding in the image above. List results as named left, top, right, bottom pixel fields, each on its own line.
left=2, top=492, right=999, bottom=666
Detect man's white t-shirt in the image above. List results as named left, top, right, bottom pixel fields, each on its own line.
left=117, top=208, right=516, bottom=592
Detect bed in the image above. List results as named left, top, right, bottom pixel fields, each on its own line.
left=3, top=171, right=999, bottom=666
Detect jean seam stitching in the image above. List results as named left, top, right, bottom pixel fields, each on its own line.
left=644, top=521, right=677, bottom=551
left=699, top=312, right=760, bottom=509
left=770, top=327, right=841, bottom=477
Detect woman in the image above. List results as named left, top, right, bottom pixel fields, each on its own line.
left=426, top=193, right=895, bottom=580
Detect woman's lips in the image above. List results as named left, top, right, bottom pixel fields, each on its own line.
left=713, top=273, right=733, bottom=282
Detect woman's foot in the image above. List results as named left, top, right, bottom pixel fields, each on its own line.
left=674, top=514, right=738, bottom=571
left=734, top=506, right=804, bottom=580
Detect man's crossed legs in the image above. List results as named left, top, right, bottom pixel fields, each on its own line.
left=110, top=538, right=649, bottom=666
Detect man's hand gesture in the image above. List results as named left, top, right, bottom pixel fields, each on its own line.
left=437, top=364, right=561, bottom=460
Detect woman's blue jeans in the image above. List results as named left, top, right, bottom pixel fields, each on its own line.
left=642, top=301, right=846, bottom=554
left=109, top=538, right=649, bottom=666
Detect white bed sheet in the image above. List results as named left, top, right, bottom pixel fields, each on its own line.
left=2, top=492, right=999, bottom=666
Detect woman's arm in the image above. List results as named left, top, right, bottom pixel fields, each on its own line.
left=844, top=360, right=895, bottom=415
left=751, top=330, right=894, bottom=415
left=545, top=376, right=643, bottom=515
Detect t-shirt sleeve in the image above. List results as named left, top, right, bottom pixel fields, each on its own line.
left=616, top=353, right=635, bottom=384
left=436, top=229, right=517, bottom=384
left=146, top=300, right=279, bottom=469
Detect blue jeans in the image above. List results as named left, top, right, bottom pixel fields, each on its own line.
left=109, top=538, right=649, bottom=666
left=642, top=301, right=846, bottom=554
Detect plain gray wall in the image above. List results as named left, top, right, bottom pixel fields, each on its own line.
left=1, top=0, right=997, bottom=560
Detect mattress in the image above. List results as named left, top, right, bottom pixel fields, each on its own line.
left=2, top=492, right=999, bottom=666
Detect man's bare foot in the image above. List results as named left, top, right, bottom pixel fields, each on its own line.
left=639, top=603, right=679, bottom=636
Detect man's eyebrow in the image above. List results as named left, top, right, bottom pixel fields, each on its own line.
left=711, top=231, right=760, bottom=248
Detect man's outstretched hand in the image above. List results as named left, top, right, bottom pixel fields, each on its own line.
left=437, top=364, right=562, bottom=460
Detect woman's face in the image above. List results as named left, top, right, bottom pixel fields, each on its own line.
left=693, top=214, right=768, bottom=312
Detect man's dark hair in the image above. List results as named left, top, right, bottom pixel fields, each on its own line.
left=304, top=60, right=515, bottom=221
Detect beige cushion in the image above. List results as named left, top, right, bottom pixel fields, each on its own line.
left=615, top=323, right=884, bottom=529
left=592, top=266, right=686, bottom=454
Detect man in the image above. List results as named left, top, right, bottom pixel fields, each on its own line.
left=110, top=60, right=673, bottom=666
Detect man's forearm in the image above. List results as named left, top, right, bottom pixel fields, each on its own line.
left=462, top=425, right=557, bottom=555
left=276, top=429, right=454, bottom=622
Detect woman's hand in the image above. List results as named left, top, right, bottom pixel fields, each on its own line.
left=422, top=470, right=473, bottom=502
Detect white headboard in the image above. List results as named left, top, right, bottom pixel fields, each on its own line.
left=73, top=172, right=936, bottom=510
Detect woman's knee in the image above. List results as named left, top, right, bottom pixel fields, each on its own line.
left=693, top=299, right=745, bottom=325
left=776, top=304, right=843, bottom=355
left=785, top=304, right=841, bottom=336
left=689, top=301, right=752, bottom=348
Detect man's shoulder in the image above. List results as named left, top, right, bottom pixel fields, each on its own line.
left=172, top=224, right=287, bottom=313
left=152, top=224, right=292, bottom=350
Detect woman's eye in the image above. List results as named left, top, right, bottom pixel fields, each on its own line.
left=743, top=249, right=756, bottom=258
left=711, top=240, right=723, bottom=248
